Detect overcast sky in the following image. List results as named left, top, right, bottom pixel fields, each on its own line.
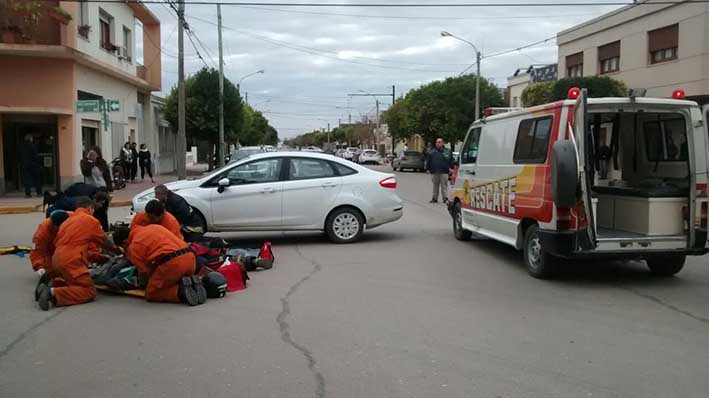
left=142, top=1, right=622, bottom=138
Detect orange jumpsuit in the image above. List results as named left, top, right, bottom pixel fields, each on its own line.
left=52, top=208, right=105, bottom=306
left=31, top=211, right=103, bottom=276
left=126, top=225, right=195, bottom=303
left=131, top=211, right=183, bottom=240
left=30, top=218, right=58, bottom=274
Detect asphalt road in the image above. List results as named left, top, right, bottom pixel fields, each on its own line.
left=1, top=167, right=709, bottom=398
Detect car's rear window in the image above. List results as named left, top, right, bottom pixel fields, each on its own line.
left=333, top=162, right=357, bottom=176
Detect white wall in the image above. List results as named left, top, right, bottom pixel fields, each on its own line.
left=75, top=64, right=140, bottom=160
left=507, top=73, right=530, bottom=107
left=558, top=1, right=709, bottom=98
left=76, top=2, right=137, bottom=76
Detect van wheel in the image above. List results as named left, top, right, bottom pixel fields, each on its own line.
left=523, top=225, right=557, bottom=279
left=646, top=254, right=686, bottom=277
left=453, top=202, right=472, bottom=241
left=326, top=207, right=364, bottom=244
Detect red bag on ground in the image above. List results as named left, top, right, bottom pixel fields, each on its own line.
left=217, top=259, right=249, bottom=292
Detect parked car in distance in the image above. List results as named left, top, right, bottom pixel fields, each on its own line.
left=264, top=145, right=276, bottom=152
left=359, top=149, right=381, bottom=165
left=303, top=146, right=324, bottom=152
left=229, top=146, right=266, bottom=163
left=392, top=151, right=425, bottom=172
left=344, top=147, right=358, bottom=161
left=133, top=152, right=404, bottom=243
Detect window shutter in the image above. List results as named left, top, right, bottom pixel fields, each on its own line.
left=598, top=41, right=620, bottom=61
left=566, top=52, right=583, bottom=67
left=648, top=24, right=678, bottom=52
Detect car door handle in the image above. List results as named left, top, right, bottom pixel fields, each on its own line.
left=321, top=182, right=338, bottom=188
left=464, top=170, right=476, bottom=175
left=261, top=187, right=277, bottom=193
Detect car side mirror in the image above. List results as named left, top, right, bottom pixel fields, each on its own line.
left=217, top=178, right=230, bottom=194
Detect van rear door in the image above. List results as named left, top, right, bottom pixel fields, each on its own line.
left=573, top=89, right=597, bottom=249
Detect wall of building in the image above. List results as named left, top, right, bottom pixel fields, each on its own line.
left=75, top=2, right=137, bottom=77
left=0, top=57, right=74, bottom=113
left=558, top=1, right=709, bottom=98
left=74, top=63, right=141, bottom=162
left=507, top=74, right=530, bottom=107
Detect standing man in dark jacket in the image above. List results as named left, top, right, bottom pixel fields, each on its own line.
left=21, top=134, right=42, bottom=198
left=426, top=137, right=453, bottom=203
left=130, top=142, right=139, bottom=182
left=154, top=184, right=204, bottom=242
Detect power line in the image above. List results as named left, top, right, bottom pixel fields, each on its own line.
left=233, top=5, right=600, bottom=21
left=34, top=1, right=709, bottom=7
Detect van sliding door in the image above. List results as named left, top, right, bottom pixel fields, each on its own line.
left=573, top=89, right=597, bottom=249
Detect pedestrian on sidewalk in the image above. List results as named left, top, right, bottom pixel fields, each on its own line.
left=120, top=143, right=132, bottom=182
left=130, top=142, right=139, bottom=182
left=80, top=146, right=113, bottom=191
left=426, top=137, right=453, bottom=204
left=21, top=134, right=42, bottom=198
left=138, top=144, right=155, bottom=183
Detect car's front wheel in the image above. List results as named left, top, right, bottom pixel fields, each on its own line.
left=453, top=202, right=472, bottom=241
left=326, top=207, right=364, bottom=243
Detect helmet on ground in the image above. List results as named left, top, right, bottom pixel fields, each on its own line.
left=202, top=272, right=228, bottom=298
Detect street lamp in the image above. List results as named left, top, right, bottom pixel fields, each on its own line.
left=441, top=31, right=481, bottom=120
left=237, top=69, right=265, bottom=104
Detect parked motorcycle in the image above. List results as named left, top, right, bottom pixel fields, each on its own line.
left=110, top=157, right=126, bottom=190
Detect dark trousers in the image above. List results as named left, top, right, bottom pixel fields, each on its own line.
left=122, top=161, right=131, bottom=181
left=130, top=161, right=138, bottom=181
left=140, top=160, right=153, bottom=179
left=22, top=167, right=41, bottom=196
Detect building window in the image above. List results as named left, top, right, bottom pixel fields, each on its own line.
left=122, top=26, right=132, bottom=62
left=566, top=52, right=583, bottom=77
left=513, top=116, right=553, bottom=164
left=99, top=9, right=114, bottom=52
left=648, top=24, right=678, bottom=64
left=598, top=41, right=620, bottom=74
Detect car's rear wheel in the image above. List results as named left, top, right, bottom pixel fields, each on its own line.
left=523, top=225, right=557, bottom=279
left=646, top=254, right=686, bottom=277
left=326, top=207, right=364, bottom=243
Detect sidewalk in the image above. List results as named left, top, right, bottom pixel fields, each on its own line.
left=0, top=163, right=209, bottom=214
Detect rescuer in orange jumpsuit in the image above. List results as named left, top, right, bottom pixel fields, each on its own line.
left=36, top=198, right=118, bottom=311
left=113, top=224, right=206, bottom=306
left=130, top=200, right=183, bottom=240
left=31, top=210, right=70, bottom=301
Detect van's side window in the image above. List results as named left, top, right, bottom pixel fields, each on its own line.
left=461, top=127, right=482, bottom=164
left=513, top=116, right=553, bottom=164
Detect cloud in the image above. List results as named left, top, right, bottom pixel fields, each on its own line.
left=149, top=2, right=622, bottom=137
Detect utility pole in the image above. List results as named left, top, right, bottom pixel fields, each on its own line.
left=375, top=100, right=380, bottom=127
left=475, top=51, right=481, bottom=120
left=217, top=4, right=225, bottom=167
left=176, top=0, right=186, bottom=179
left=245, top=92, right=248, bottom=105
left=391, top=85, right=396, bottom=156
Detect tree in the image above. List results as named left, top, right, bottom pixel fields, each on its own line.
left=520, top=81, right=554, bottom=107
left=383, top=74, right=504, bottom=149
left=164, top=67, right=243, bottom=168
left=240, top=104, right=279, bottom=146
left=521, top=76, right=628, bottom=107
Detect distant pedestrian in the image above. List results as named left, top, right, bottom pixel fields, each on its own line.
left=138, top=144, right=155, bottom=183
left=120, top=142, right=132, bottom=181
left=130, top=142, right=139, bottom=182
left=426, top=137, right=453, bottom=204
left=21, top=134, right=42, bottom=198
left=80, top=146, right=113, bottom=191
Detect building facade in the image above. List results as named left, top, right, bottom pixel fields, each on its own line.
left=506, top=64, right=559, bottom=108
left=0, top=0, right=161, bottom=193
left=557, top=0, right=709, bottom=104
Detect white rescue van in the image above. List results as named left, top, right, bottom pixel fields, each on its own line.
left=449, top=88, right=709, bottom=278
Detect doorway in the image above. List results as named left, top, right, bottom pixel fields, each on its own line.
left=2, top=116, right=59, bottom=193
left=82, top=125, right=99, bottom=154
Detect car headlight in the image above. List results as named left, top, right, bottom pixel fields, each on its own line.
left=135, top=191, right=155, bottom=203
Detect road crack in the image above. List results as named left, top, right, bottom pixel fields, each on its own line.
left=0, top=308, right=67, bottom=360
left=619, top=286, right=709, bottom=324
left=277, top=245, right=325, bottom=398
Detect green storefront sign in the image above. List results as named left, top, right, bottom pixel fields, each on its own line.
left=76, top=100, right=100, bottom=113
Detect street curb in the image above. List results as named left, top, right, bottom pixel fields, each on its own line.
left=0, top=205, right=40, bottom=215
left=0, top=200, right=133, bottom=215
